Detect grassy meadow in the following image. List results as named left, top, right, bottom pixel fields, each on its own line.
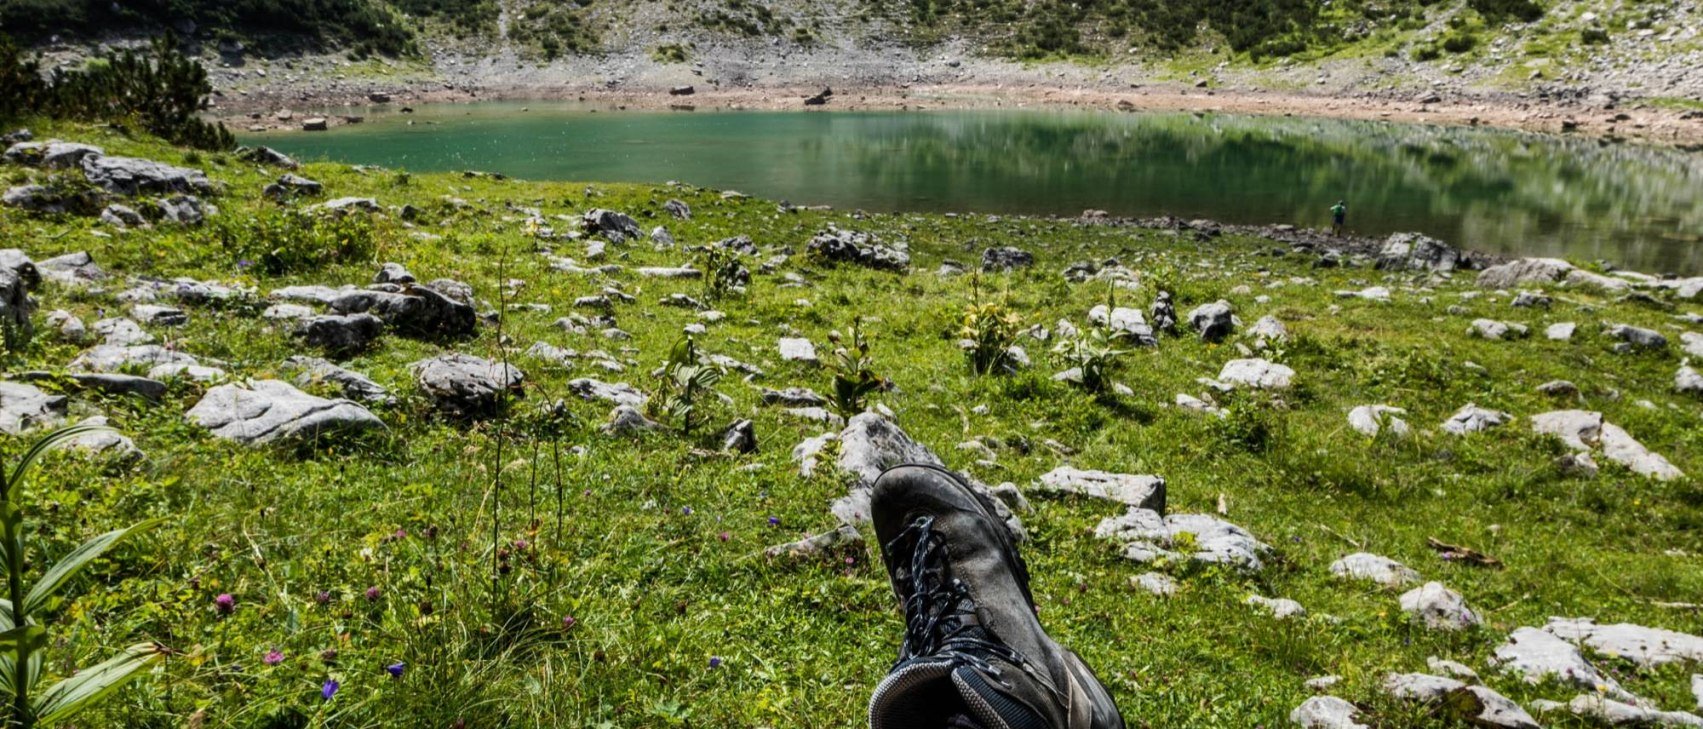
left=0, top=121, right=1700, bottom=728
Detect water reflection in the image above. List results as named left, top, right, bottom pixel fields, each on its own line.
left=257, top=104, right=1703, bottom=274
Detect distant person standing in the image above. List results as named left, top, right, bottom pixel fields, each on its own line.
left=1330, top=200, right=1347, bottom=236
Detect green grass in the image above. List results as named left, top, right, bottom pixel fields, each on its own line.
left=1, top=120, right=1700, bottom=727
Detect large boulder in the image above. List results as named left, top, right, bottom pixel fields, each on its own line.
left=1531, top=410, right=1684, bottom=480
left=794, top=412, right=1022, bottom=537
left=1032, top=467, right=1165, bottom=511
left=328, top=284, right=476, bottom=339
left=5, top=140, right=104, bottom=168
left=981, top=246, right=1034, bottom=272
left=35, top=251, right=105, bottom=286
left=0, top=381, right=66, bottom=434
left=294, top=314, right=384, bottom=356
left=411, top=354, right=525, bottom=418
left=1604, top=324, right=1667, bottom=350
left=1491, top=627, right=1643, bottom=705
left=1377, top=232, right=1467, bottom=272
left=186, top=380, right=383, bottom=445
left=805, top=228, right=911, bottom=272
left=1477, top=258, right=1574, bottom=290
left=582, top=209, right=643, bottom=243
left=1095, top=508, right=1269, bottom=571
left=1543, top=617, right=1703, bottom=669
left=0, top=250, right=38, bottom=343
left=82, top=155, right=212, bottom=195
left=1382, top=673, right=1540, bottom=729
left=1187, top=300, right=1235, bottom=342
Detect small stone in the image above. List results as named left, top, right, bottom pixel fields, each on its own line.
left=1217, top=358, right=1295, bottom=390
left=1246, top=594, right=1305, bottom=619
left=1130, top=572, right=1176, bottom=596
left=1330, top=553, right=1420, bottom=586
left=778, top=337, right=818, bottom=363
left=1399, top=582, right=1481, bottom=631
left=1347, top=405, right=1409, bottom=438
left=602, top=405, right=660, bottom=435
left=1442, top=404, right=1511, bottom=435
left=1290, top=696, right=1366, bottom=729
left=1428, top=657, right=1480, bottom=682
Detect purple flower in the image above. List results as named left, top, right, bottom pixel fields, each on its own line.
left=681, top=506, right=693, bottom=516
left=264, top=649, right=285, bottom=666
left=767, top=516, right=780, bottom=527
left=717, top=531, right=731, bottom=542
left=364, top=586, right=381, bottom=601
left=214, top=593, right=235, bottom=615
left=316, top=590, right=332, bottom=604
left=321, top=678, right=340, bottom=701
left=709, top=656, right=722, bottom=669
left=237, top=259, right=254, bottom=269
left=386, top=662, right=405, bottom=678
left=562, top=615, right=577, bottom=630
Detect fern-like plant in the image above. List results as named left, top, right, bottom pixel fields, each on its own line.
left=1, top=422, right=164, bottom=728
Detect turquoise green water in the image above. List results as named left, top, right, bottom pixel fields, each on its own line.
left=254, top=103, right=1703, bottom=274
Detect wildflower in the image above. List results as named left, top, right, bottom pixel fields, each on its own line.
left=321, top=678, right=340, bottom=700
left=709, top=656, right=722, bottom=669
left=214, top=593, right=235, bottom=616
left=682, top=506, right=693, bottom=516
left=264, top=649, right=285, bottom=666
left=316, top=590, right=332, bottom=604
left=562, top=615, right=577, bottom=630
left=364, top=586, right=381, bottom=601
left=513, top=539, right=529, bottom=551
left=767, top=516, right=780, bottom=527
left=717, top=531, right=730, bottom=542
left=238, top=259, right=254, bottom=269
left=386, top=662, right=405, bottom=678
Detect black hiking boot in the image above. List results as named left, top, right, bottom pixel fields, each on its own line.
left=867, top=464, right=1126, bottom=729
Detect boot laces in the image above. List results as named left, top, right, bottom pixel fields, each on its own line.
left=887, top=516, right=1024, bottom=678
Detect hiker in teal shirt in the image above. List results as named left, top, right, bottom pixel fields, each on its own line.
left=1331, top=200, right=1347, bottom=235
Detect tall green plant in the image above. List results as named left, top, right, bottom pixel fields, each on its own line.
left=824, top=319, right=887, bottom=417
left=648, top=337, right=723, bottom=435
left=1, top=423, right=163, bottom=728
left=959, top=275, right=1024, bottom=376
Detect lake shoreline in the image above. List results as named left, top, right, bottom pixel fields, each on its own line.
left=222, top=80, right=1703, bottom=148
